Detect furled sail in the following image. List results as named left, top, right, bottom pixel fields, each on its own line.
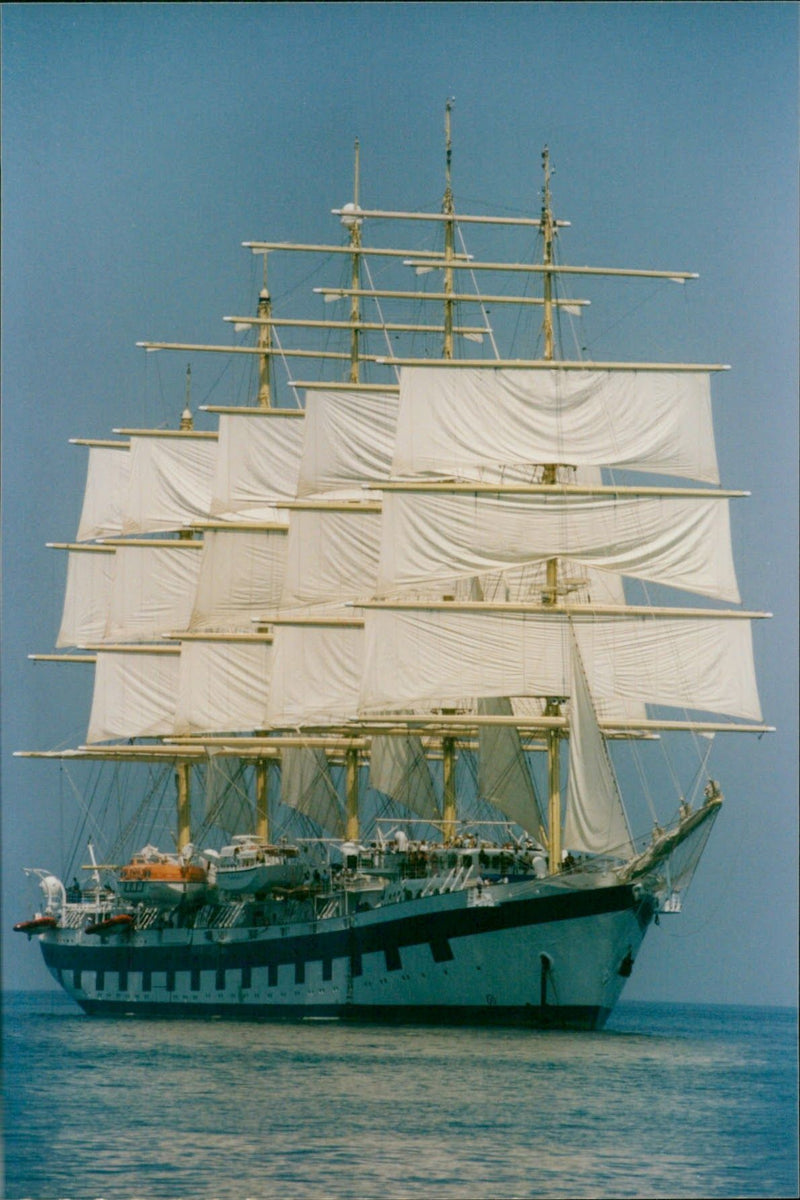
left=188, top=525, right=288, bottom=631
left=563, top=632, right=634, bottom=858
left=121, top=433, right=218, bottom=534
left=76, top=444, right=131, bottom=541
left=359, top=607, right=763, bottom=721
left=376, top=490, right=741, bottom=602
left=392, top=367, right=719, bottom=483
left=369, top=734, right=440, bottom=822
left=209, top=411, right=304, bottom=519
left=86, top=646, right=179, bottom=743
left=173, top=637, right=272, bottom=736
left=280, top=746, right=345, bottom=837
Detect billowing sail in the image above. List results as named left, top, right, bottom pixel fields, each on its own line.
left=281, top=505, right=382, bottom=611
left=122, top=433, right=218, bottom=534
left=173, top=637, right=272, bottom=736
left=376, top=490, right=741, bottom=602
left=393, top=367, right=719, bottom=482
left=76, top=444, right=131, bottom=542
left=188, top=525, right=288, bottom=631
left=360, top=607, right=763, bottom=721
left=210, top=411, right=304, bottom=518
left=267, top=621, right=364, bottom=727
left=281, top=746, right=345, bottom=837
left=86, top=646, right=179, bottom=743
left=564, top=633, right=634, bottom=858
left=56, top=547, right=115, bottom=648
left=369, top=734, right=440, bottom=822
left=105, top=542, right=204, bottom=642
left=296, top=388, right=399, bottom=497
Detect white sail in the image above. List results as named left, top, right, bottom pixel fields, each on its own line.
left=76, top=444, right=131, bottom=542
left=56, top=547, right=115, bottom=648
left=359, top=607, right=763, bottom=721
left=369, top=734, right=440, bottom=822
left=86, top=647, right=179, bottom=743
left=477, top=697, right=545, bottom=834
left=173, top=637, right=273, bottom=736
left=564, top=634, right=634, bottom=859
left=210, top=411, right=304, bottom=518
left=280, top=746, right=345, bottom=837
left=105, top=542, right=203, bottom=642
left=393, top=367, right=719, bottom=482
left=295, top=389, right=399, bottom=497
left=122, top=434, right=218, bottom=534
left=189, top=526, right=288, bottom=631
left=267, top=622, right=363, bottom=726
left=281, top=506, right=382, bottom=611
left=376, top=490, right=740, bottom=602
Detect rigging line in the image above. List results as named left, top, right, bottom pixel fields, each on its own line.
left=361, top=257, right=400, bottom=382
left=626, top=738, right=659, bottom=829
left=581, top=279, right=669, bottom=356
left=456, top=224, right=500, bottom=358
left=270, top=328, right=303, bottom=408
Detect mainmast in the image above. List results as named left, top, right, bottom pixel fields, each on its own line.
left=442, top=100, right=458, bottom=840
left=541, top=146, right=562, bottom=873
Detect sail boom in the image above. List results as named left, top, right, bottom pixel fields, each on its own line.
left=201, top=406, right=305, bottom=416
left=314, top=287, right=584, bottom=307
left=69, top=439, right=129, bottom=449
left=376, top=482, right=748, bottom=498
left=47, top=542, right=115, bottom=553
left=137, top=342, right=354, bottom=361
left=402, top=259, right=698, bottom=280
left=113, top=427, right=218, bottom=440
left=330, top=208, right=561, bottom=227
left=358, top=600, right=770, bottom=619
left=242, top=239, right=474, bottom=258
left=28, top=653, right=97, bottom=663
left=224, top=316, right=488, bottom=333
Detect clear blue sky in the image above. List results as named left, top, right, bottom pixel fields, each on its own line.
left=2, top=2, right=797, bottom=1004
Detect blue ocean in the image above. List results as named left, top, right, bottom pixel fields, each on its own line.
left=2, top=991, right=797, bottom=1200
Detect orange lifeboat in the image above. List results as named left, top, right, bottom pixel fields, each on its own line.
left=84, top=913, right=135, bottom=935
left=115, top=846, right=208, bottom=906
left=13, top=915, right=57, bottom=936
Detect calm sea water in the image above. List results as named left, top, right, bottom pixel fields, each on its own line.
left=2, top=991, right=797, bottom=1200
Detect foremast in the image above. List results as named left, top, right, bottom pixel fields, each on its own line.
left=540, top=145, right=564, bottom=874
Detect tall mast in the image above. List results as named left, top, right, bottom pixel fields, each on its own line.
left=255, top=759, right=269, bottom=840
left=345, top=139, right=363, bottom=383
left=540, top=146, right=562, bottom=873
left=441, top=101, right=458, bottom=841
left=176, top=761, right=191, bottom=851
left=541, top=146, right=556, bottom=361
left=442, top=99, right=456, bottom=359
left=256, top=255, right=272, bottom=408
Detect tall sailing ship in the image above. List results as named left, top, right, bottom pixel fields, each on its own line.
left=15, top=113, right=771, bottom=1028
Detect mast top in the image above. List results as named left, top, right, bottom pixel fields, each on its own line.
left=180, top=364, right=194, bottom=430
